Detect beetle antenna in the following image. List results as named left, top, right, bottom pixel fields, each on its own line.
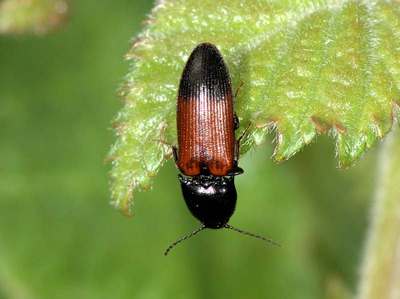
left=224, top=224, right=280, bottom=247
left=164, top=225, right=206, bottom=256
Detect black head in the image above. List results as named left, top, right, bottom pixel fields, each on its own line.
left=164, top=174, right=279, bottom=255
left=179, top=174, right=236, bottom=229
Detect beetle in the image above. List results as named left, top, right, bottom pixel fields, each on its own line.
left=164, top=43, right=277, bottom=255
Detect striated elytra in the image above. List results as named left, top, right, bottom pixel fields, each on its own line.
left=176, top=42, right=243, bottom=228
left=165, top=43, right=278, bottom=255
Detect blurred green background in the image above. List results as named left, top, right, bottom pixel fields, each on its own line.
left=0, top=1, right=377, bottom=298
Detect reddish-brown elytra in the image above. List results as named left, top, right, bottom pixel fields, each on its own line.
left=164, top=43, right=278, bottom=255
left=176, top=43, right=238, bottom=177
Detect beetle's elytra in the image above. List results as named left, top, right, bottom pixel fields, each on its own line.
left=176, top=43, right=238, bottom=177
left=165, top=43, right=277, bottom=255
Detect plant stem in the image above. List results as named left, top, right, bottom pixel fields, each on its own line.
left=357, top=127, right=400, bottom=299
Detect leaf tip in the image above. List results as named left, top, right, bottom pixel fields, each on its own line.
left=110, top=191, right=134, bottom=217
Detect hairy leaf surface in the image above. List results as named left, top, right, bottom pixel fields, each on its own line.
left=110, top=0, right=400, bottom=214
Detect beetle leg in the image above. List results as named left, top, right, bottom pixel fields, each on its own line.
left=234, top=80, right=244, bottom=99
left=237, top=122, right=251, bottom=144
left=230, top=137, right=245, bottom=176
left=233, top=82, right=244, bottom=131
left=234, top=113, right=239, bottom=130
left=234, top=138, right=240, bottom=162
left=172, top=146, right=178, bottom=164
left=229, top=153, right=244, bottom=176
left=154, top=138, right=179, bottom=163
left=234, top=122, right=251, bottom=162
left=228, top=165, right=244, bottom=176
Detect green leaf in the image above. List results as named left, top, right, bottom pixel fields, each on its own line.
left=0, top=0, right=68, bottom=35
left=110, top=0, right=400, bottom=215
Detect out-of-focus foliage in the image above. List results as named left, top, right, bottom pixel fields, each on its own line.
left=110, top=0, right=400, bottom=215
left=357, top=128, right=400, bottom=299
left=0, top=1, right=377, bottom=299
left=0, top=0, right=68, bottom=35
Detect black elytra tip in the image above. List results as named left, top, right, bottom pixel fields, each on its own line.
left=179, top=42, right=231, bottom=100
